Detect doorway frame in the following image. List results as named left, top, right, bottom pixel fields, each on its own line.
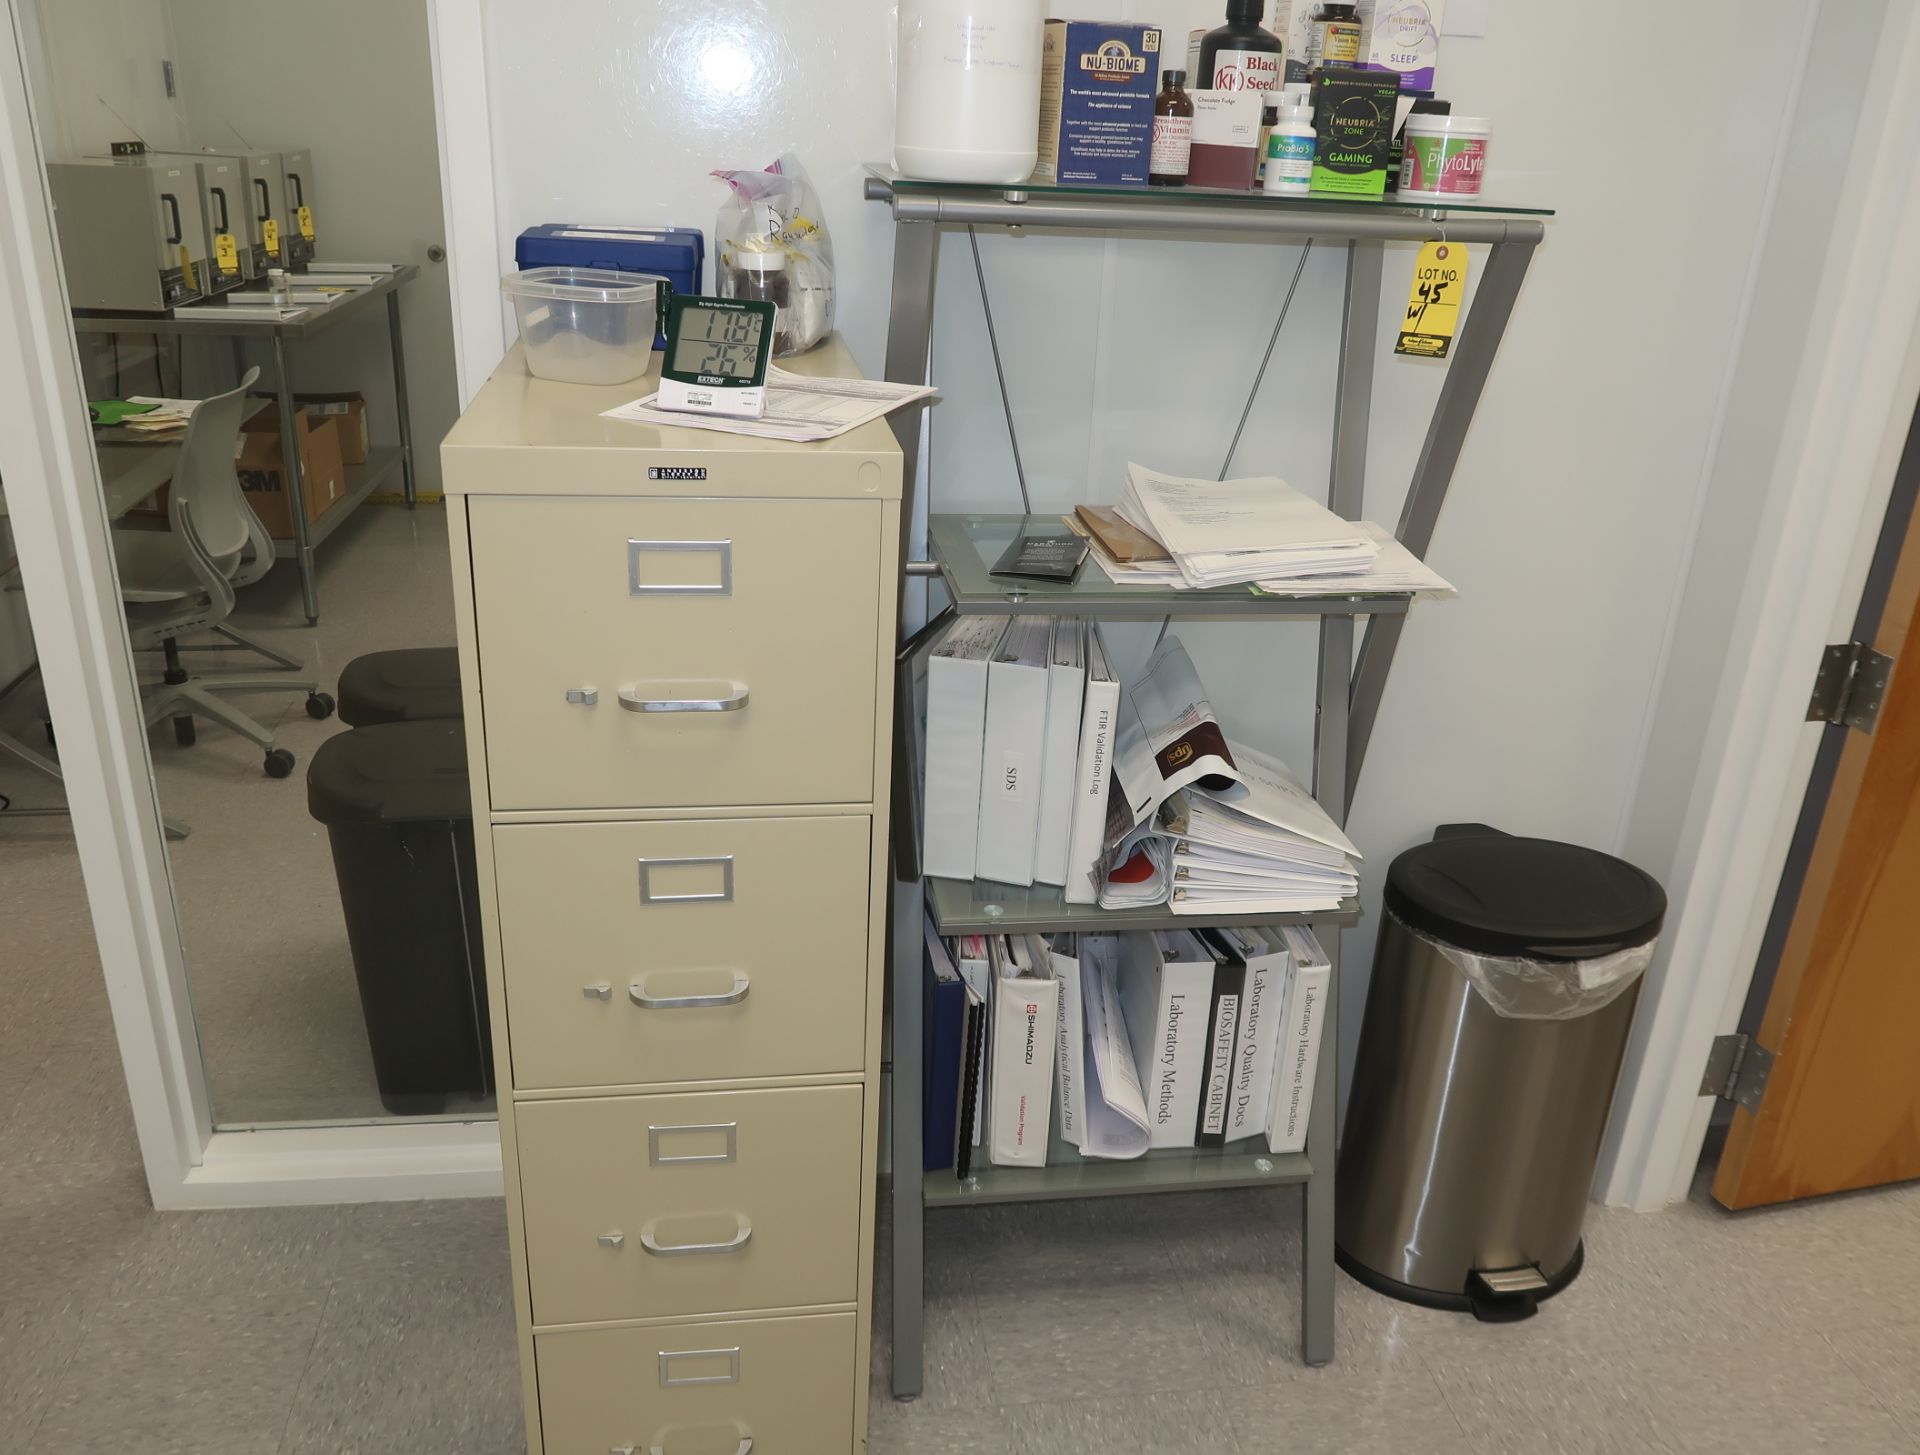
left=8, top=0, right=1920, bottom=1210
left=1594, top=2, right=1920, bottom=1208
left=0, top=0, right=508, bottom=1208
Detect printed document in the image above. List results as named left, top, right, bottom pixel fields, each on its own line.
left=604, top=368, right=935, bottom=443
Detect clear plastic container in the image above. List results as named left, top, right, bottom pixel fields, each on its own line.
left=500, top=267, right=668, bottom=386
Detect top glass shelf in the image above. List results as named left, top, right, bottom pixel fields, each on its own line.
left=867, top=165, right=1554, bottom=219
left=928, top=514, right=1412, bottom=619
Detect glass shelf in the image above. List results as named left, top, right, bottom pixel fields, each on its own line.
left=928, top=514, right=1413, bottom=620
left=925, top=874, right=1361, bottom=936
left=868, top=165, right=1555, bottom=219
left=927, top=1137, right=1311, bottom=1207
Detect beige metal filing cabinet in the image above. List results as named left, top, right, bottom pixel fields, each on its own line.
left=443, top=337, right=900, bottom=1455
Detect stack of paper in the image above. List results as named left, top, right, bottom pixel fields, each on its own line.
left=111, top=396, right=201, bottom=435
left=1118, top=464, right=1378, bottom=587
left=605, top=368, right=936, bottom=443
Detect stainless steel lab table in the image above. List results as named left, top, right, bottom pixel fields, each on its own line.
left=71, top=263, right=421, bottom=624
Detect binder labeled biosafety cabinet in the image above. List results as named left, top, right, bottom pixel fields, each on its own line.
left=442, top=337, right=900, bottom=1455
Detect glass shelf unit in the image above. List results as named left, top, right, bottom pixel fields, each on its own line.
left=925, top=874, right=1361, bottom=937
left=927, top=514, right=1414, bottom=620
left=868, top=165, right=1555, bottom=219
left=928, top=1137, right=1312, bottom=1208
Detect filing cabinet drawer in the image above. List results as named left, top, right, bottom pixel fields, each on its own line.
left=517, top=1086, right=864, bottom=1327
left=494, top=815, right=872, bottom=1090
left=468, top=495, right=883, bottom=811
left=537, top=1312, right=856, bottom=1455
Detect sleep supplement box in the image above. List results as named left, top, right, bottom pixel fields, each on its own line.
left=1036, top=20, right=1164, bottom=186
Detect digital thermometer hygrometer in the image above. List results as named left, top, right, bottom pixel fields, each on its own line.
left=656, top=294, right=776, bottom=420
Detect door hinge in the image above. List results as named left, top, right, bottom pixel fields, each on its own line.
left=1700, top=1032, right=1774, bottom=1113
left=1806, top=642, right=1894, bottom=732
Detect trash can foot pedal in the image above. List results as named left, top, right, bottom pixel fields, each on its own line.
left=1467, top=1264, right=1549, bottom=1323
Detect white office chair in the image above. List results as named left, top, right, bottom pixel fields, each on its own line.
left=113, top=368, right=335, bottom=778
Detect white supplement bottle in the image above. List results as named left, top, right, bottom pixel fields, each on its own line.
left=1263, top=103, right=1316, bottom=196
left=894, top=0, right=1046, bottom=183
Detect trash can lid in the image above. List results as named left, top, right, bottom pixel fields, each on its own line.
left=307, top=721, right=471, bottom=825
left=1385, top=825, right=1666, bottom=960
left=336, top=646, right=463, bottom=727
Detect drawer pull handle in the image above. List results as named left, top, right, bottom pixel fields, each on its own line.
left=565, top=686, right=599, bottom=706
left=650, top=1441, right=752, bottom=1455
left=641, top=1218, right=752, bottom=1257
left=582, top=981, right=613, bottom=1000
left=597, top=1232, right=625, bottom=1249
left=618, top=683, right=749, bottom=714
left=630, top=973, right=749, bottom=1010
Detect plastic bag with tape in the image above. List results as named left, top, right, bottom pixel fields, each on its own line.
left=1396, top=911, right=1656, bottom=1021
left=712, top=153, right=836, bottom=356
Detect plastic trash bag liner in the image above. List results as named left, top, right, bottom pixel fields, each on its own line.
left=1395, top=911, right=1655, bottom=1021
left=712, top=152, right=836, bottom=356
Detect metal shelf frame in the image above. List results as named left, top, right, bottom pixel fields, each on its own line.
left=872, top=176, right=1543, bottom=1399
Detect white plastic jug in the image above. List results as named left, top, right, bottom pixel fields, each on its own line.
left=894, top=0, right=1046, bottom=184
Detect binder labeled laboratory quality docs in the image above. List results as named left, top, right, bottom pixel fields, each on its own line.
left=1064, top=624, right=1121, bottom=905
left=922, top=616, right=1007, bottom=881
left=1033, top=621, right=1088, bottom=888
left=975, top=617, right=1054, bottom=886
left=1267, top=926, right=1332, bottom=1155
left=989, top=935, right=1059, bottom=1167
left=1117, top=931, right=1217, bottom=1150
left=1211, top=926, right=1292, bottom=1143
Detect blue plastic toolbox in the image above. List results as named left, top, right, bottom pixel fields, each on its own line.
left=513, top=225, right=705, bottom=348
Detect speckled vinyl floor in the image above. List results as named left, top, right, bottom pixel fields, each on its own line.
left=6, top=520, right=1920, bottom=1453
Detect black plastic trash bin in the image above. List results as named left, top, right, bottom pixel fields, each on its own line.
left=1337, top=824, right=1665, bottom=1320
left=336, top=647, right=464, bottom=727
left=307, top=719, right=491, bottom=1115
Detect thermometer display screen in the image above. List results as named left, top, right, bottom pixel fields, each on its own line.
left=669, top=306, right=766, bottom=380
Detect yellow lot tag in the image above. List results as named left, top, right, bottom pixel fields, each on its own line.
left=297, top=205, right=314, bottom=242
left=179, top=245, right=196, bottom=292
left=215, top=233, right=239, bottom=273
left=1396, top=241, right=1469, bottom=359
left=263, top=217, right=281, bottom=255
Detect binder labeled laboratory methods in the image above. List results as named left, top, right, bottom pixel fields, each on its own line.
left=1116, top=930, right=1217, bottom=1150
left=1266, top=926, right=1331, bottom=1155
left=922, top=616, right=1007, bottom=881
left=988, top=935, right=1059, bottom=1167
left=1208, top=926, right=1292, bottom=1143
left=1064, top=624, right=1121, bottom=905
left=1033, top=621, right=1088, bottom=888
left=975, top=617, right=1054, bottom=886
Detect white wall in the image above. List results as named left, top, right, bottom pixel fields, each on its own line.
left=481, top=0, right=1813, bottom=1111
left=168, top=0, right=458, bottom=493
left=21, top=0, right=190, bottom=162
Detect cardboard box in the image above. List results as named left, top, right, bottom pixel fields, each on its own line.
left=236, top=402, right=346, bottom=539
left=1356, top=0, right=1444, bottom=92
left=1036, top=21, right=1163, bottom=187
left=1310, top=68, right=1401, bottom=197
left=1188, top=90, right=1264, bottom=190
left=297, top=391, right=369, bottom=465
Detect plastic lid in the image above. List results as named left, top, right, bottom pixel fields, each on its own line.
left=501, top=266, right=667, bottom=302
left=1384, top=825, right=1666, bottom=960
left=1405, top=113, right=1491, bottom=133
left=307, top=721, right=471, bottom=824
left=1281, top=104, right=1314, bottom=122
left=735, top=250, right=787, bottom=272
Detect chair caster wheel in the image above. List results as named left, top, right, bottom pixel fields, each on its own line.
left=264, top=747, right=296, bottom=778
left=174, top=716, right=196, bottom=747
left=305, top=691, right=336, bottom=720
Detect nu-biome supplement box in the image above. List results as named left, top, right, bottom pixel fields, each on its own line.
left=1036, top=20, right=1164, bottom=186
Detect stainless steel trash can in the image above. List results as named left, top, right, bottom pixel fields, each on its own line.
left=1337, top=824, right=1665, bottom=1320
